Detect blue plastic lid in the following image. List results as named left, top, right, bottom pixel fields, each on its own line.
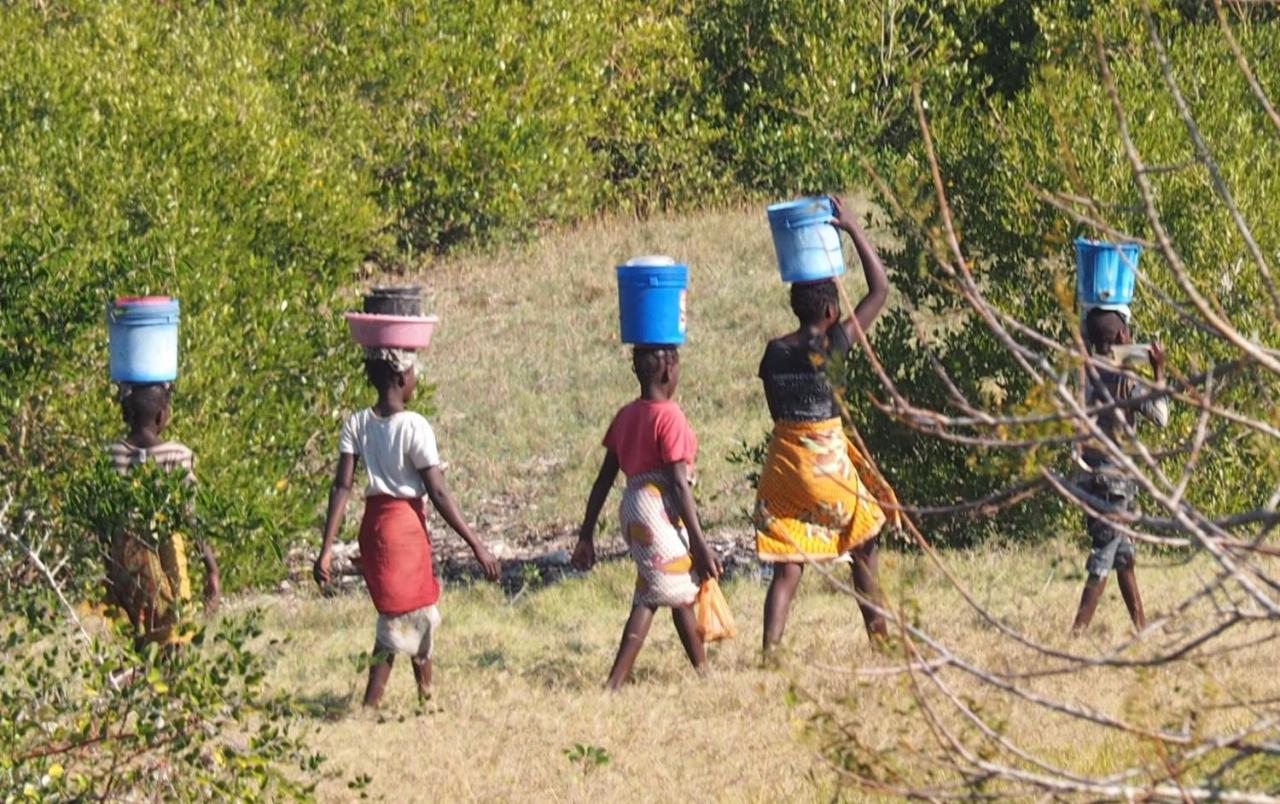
left=767, top=196, right=834, bottom=226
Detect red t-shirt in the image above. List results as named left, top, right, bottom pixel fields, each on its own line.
left=603, top=399, right=698, bottom=478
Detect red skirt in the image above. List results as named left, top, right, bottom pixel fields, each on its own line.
left=358, top=495, right=440, bottom=616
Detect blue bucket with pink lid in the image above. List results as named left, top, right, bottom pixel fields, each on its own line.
left=107, top=296, right=180, bottom=383
left=767, top=196, right=846, bottom=284
left=616, top=256, right=687, bottom=346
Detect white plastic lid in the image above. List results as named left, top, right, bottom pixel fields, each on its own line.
left=1081, top=303, right=1131, bottom=324
left=623, top=255, right=677, bottom=266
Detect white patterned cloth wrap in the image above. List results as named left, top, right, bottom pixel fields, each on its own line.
left=375, top=604, right=441, bottom=659
left=619, top=470, right=699, bottom=608
left=363, top=347, right=419, bottom=374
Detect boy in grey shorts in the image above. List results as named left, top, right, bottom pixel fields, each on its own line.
left=1071, top=308, right=1168, bottom=633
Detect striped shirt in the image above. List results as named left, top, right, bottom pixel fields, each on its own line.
left=108, top=440, right=196, bottom=478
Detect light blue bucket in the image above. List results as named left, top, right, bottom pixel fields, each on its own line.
left=1075, top=237, right=1140, bottom=307
left=616, top=256, right=688, bottom=346
left=767, top=196, right=846, bottom=284
left=107, top=296, right=180, bottom=383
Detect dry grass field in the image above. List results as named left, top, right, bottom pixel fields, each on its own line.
left=252, top=202, right=1278, bottom=801
left=258, top=545, right=1279, bottom=801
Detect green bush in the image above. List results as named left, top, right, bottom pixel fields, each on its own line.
left=263, top=0, right=601, bottom=253
left=0, top=2, right=382, bottom=589
left=853, top=1, right=1280, bottom=539
left=0, top=581, right=317, bottom=799
left=689, top=0, right=1047, bottom=194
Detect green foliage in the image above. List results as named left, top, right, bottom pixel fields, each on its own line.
left=689, top=0, right=1049, bottom=193
left=727, top=435, right=770, bottom=493
left=563, top=742, right=612, bottom=775
left=66, top=458, right=195, bottom=556
left=0, top=1, right=381, bottom=590
left=261, top=0, right=733, bottom=250
left=1, top=458, right=314, bottom=795
left=0, top=507, right=317, bottom=798
left=0, top=611, right=317, bottom=799
left=853, top=0, right=1280, bottom=539
left=591, top=2, right=732, bottom=213
left=264, top=0, right=599, bottom=252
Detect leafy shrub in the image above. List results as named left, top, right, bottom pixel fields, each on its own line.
left=852, top=1, right=1280, bottom=539
left=0, top=608, right=317, bottom=800
left=0, top=498, right=317, bottom=799
left=590, top=1, right=733, bottom=213
left=0, top=2, right=382, bottom=589
left=688, top=0, right=1047, bottom=194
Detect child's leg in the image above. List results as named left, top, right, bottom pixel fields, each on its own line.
left=197, top=539, right=222, bottom=614
left=851, top=538, right=889, bottom=642
left=1071, top=574, right=1107, bottom=633
left=1076, top=507, right=1125, bottom=633
left=411, top=658, right=432, bottom=699
left=671, top=604, right=706, bottom=671
left=605, top=605, right=655, bottom=691
left=1116, top=566, right=1145, bottom=630
left=763, top=562, right=804, bottom=653
left=363, top=644, right=394, bottom=708
left=411, top=606, right=441, bottom=700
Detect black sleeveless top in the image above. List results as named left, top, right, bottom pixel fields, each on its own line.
left=758, top=325, right=852, bottom=422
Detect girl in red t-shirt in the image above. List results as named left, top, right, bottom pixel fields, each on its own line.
left=573, top=346, right=722, bottom=690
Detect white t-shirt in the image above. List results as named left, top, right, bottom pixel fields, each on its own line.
left=339, top=409, right=442, bottom=498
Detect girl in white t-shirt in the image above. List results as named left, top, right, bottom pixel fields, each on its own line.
left=314, top=347, right=500, bottom=707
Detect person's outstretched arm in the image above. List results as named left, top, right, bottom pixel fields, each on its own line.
left=830, top=194, right=890, bottom=339
left=1139, top=342, right=1170, bottom=428
left=314, top=452, right=356, bottom=586
left=421, top=466, right=501, bottom=581
left=666, top=460, right=722, bottom=582
left=572, top=451, right=620, bottom=571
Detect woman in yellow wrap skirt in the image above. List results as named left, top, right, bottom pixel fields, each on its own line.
left=755, top=195, right=897, bottom=653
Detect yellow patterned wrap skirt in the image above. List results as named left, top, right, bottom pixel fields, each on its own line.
left=107, top=531, right=194, bottom=646
left=754, top=418, right=895, bottom=563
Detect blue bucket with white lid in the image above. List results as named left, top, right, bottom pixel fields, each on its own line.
left=616, top=256, right=688, bottom=346
left=108, top=296, right=180, bottom=383
left=767, top=196, right=846, bottom=284
left=1075, top=237, right=1140, bottom=307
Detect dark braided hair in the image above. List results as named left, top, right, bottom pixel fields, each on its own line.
left=632, top=346, right=678, bottom=385
left=789, top=279, right=839, bottom=325
left=119, top=383, right=172, bottom=426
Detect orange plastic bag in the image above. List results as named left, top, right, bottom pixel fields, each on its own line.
left=695, top=579, right=738, bottom=643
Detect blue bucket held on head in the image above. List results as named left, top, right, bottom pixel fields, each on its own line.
left=766, top=196, right=846, bottom=284
left=107, top=296, right=180, bottom=383
left=1075, top=237, right=1140, bottom=307
left=616, top=256, right=688, bottom=346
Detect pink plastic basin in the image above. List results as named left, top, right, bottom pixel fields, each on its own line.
left=344, top=312, right=439, bottom=349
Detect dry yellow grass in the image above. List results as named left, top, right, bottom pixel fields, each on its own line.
left=300, top=203, right=1280, bottom=801
left=396, top=199, right=877, bottom=543
left=257, top=543, right=1280, bottom=801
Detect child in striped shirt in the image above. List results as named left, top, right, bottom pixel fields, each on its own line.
left=106, top=383, right=221, bottom=648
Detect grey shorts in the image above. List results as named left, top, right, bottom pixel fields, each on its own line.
left=1084, top=474, right=1137, bottom=578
